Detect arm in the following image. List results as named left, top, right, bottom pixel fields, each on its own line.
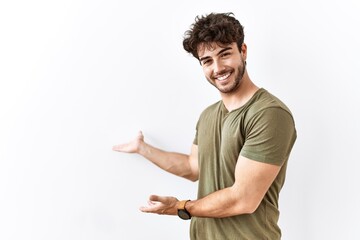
left=185, top=155, right=281, bottom=217
left=112, top=131, right=199, bottom=182
left=139, top=109, right=295, bottom=217
left=183, top=109, right=295, bottom=217
left=140, top=154, right=281, bottom=218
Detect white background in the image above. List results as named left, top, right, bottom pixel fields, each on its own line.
left=1, top=0, right=359, bottom=239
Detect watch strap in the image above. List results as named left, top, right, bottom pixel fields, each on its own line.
left=178, top=200, right=190, bottom=210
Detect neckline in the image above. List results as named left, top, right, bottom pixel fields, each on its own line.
left=220, top=88, right=265, bottom=114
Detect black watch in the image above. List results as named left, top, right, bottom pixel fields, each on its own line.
left=177, top=200, right=191, bottom=220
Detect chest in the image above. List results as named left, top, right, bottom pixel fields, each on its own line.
left=197, top=110, right=247, bottom=177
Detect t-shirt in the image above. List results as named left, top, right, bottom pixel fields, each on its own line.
left=190, top=88, right=297, bottom=240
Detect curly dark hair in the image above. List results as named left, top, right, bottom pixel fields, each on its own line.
left=183, top=12, right=245, bottom=60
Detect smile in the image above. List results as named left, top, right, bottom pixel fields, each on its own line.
left=216, top=72, right=231, bottom=81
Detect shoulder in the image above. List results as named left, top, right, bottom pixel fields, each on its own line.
left=240, top=90, right=297, bottom=165
left=245, top=89, right=295, bottom=122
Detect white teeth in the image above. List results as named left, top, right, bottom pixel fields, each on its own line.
left=217, top=73, right=231, bottom=81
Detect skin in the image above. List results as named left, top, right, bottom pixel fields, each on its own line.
left=112, top=42, right=283, bottom=218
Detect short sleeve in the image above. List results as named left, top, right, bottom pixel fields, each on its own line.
left=193, top=119, right=199, bottom=145
left=240, top=107, right=297, bottom=166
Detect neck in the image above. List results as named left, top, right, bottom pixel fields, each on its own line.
left=220, top=72, right=259, bottom=112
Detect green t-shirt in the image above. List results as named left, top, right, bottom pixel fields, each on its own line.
left=190, top=88, right=297, bottom=240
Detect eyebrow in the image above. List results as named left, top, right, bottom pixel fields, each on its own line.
left=199, top=47, right=233, bottom=62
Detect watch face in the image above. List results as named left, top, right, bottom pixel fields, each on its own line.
left=178, top=209, right=191, bottom=220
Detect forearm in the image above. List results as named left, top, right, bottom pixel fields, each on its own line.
left=140, top=186, right=260, bottom=218
left=140, top=157, right=279, bottom=219
left=186, top=186, right=258, bottom=218
left=138, top=142, right=197, bottom=181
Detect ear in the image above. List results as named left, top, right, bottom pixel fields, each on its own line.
left=241, top=43, right=247, bottom=60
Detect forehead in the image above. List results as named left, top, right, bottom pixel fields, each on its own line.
left=197, top=42, right=236, bottom=58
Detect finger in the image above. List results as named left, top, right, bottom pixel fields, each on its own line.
left=149, top=195, right=158, bottom=201
left=139, top=202, right=160, bottom=213
left=149, top=195, right=171, bottom=203
left=138, top=131, right=144, bottom=140
left=150, top=195, right=177, bottom=204
left=140, top=206, right=156, bottom=213
left=147, top=200, right=156, bottom=206
left=112, top=144, right=125, bottom=151
left=139, top=205, right=151, bottom=212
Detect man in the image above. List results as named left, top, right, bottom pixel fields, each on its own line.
left=113, top=12, right=297, bottom=240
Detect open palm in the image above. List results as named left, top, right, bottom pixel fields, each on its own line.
left=112, top=131, right=144, bottom=153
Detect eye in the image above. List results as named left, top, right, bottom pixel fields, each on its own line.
left=221, top=52, right=231, bottom=58
left=201, top=59, right=212, bottom=66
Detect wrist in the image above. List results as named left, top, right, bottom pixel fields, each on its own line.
left=177, top=200, right=192, bottom=220
left=137, top=141, right=148, bottom=155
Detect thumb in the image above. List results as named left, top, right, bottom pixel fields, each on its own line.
left=149, top=195, right=162, bottom=202
left=137, top=131, right=144, bottom=141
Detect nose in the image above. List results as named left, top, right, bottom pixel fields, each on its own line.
left=213, top=60, right=225, bottom=75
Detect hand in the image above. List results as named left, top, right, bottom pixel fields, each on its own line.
left=112, top=131, right=144, bottom=154
left=140, top=195, right=179, bottom=216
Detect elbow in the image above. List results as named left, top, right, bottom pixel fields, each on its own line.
left=233, top=202, right=257, bottom=215
left=183, top=165, right=199, bottom=182
left=240, top=200, right=261, bottom=214
left=184, top=173, right=198, bottom=182
left=230, top=186, right=263, bottom=215
left=189, top=176, right=199, bottom=182
left=232, top=193, right=261, bottom=215
left=244, top=204, right=258, bottom=214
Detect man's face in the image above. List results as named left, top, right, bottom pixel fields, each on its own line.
left=197, top=42, right=246, bottom=94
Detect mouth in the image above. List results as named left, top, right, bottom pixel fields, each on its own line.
left=215, top=71, right=231, bottom=82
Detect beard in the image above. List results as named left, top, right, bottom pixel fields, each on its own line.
left=208, top=59, right=246, bottom=94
